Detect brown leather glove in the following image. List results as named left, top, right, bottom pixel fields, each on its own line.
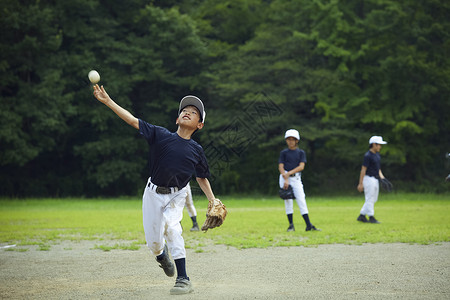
left=201, top=198, right=227, bottom=232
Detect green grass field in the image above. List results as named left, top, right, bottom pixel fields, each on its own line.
left=0, top=193, right=449, bottom=251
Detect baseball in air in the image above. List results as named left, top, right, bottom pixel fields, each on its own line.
left=88, top=70, right=100, bottom=84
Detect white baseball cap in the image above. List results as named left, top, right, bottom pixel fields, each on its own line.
left=178, top=95, right=206, bottom=123
left=284, top=129, right=300, bottom=140
left=369, top=136, right=387, bottom=145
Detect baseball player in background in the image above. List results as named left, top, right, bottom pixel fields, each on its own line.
left=92, top=84, right=219, bottom=295
left=278, top=129, right=320, bottom=232
left=184, top=183, right=200, bottom=231
left=356, top=136, right=387, bottom=224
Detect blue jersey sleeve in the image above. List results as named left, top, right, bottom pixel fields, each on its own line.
left=362, top=154, right=371, bottom=167
left=139, top=119, right=171, bottom=145
left=139, top=119, right=156, bottom=143
left=299, top=149, right=307, bottom=163
left=195, top=146, right=210, bottom=178
left=278, top=150, right=286, bottom=164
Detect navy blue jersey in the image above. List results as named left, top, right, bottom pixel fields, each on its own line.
left=139, top=119, right=210, bottom=188
left=279, top=148, right=307, bottom=172
left=362, top=150, right=381, bottom=178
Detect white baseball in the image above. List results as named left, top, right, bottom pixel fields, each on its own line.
left=88, top=70, right=100, bottom=84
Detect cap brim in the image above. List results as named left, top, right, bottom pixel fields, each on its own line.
left=178, top=96, right=205, bottom=123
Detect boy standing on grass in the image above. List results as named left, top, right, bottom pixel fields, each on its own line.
left=278, top=129, right=320, bottom=232
left=356, top=136, right=387, bottom=224
left=92, top=84, right=219, bottom=295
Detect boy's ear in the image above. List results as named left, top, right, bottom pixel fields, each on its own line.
left=176, top=117, right=179, bottom=125
left=197, top=122, right=204, bottom=130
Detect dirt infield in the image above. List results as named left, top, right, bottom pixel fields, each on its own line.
left=1, top=241, right=449, bottom=299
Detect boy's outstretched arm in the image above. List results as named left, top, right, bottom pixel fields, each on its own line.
left=196, top=177, right=215, bottom=201
left=93, top=84, right=139, bottom=129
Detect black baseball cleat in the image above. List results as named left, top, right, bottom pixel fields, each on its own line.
left=190, top=222, right=199, bottom=231
left=368, top=216, right=381, bottom=224
left=357, top=214, right=368, bottom=223
left=287, top=224, right=295, bottom=232
left=156, top=244, right=175, bottom=277
left=306, top=225, right=321, bottom=231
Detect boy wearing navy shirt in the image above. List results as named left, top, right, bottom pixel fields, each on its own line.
left=357, top=136, right=387, bottom=224
left=93, top=84, right=218, bottom=295
left=278, top=129, right=320, bottom=232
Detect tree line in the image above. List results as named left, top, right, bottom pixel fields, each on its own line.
left=1, top=0, right=449, bottom=197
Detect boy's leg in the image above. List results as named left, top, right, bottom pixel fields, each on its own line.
left=291, top=177, right=308, bottom=215
left=190, top=216, right=199, bottom=231
left=280, top=175, right=295, bottom=231
left=184, top=183, right=197, bottom=217
left=360, top=176, right=379, bottom=217
left=156, top=244, right=175, bottom=277
left=184, top=184, right=199, bottom=231
left=142, top=181, right=166, bottom=256
left=292, top=177, right=320, bottom=231
left=164, top=189, right=193, bottom=295
left=361, top=176, right=381, bottom=223
left=164, top=190, right=187, bottom=262
left=284, top=199, right=295, bottom=231
left=284, top=199, right=294, bottom=215
left=142, top=180, right=175, bottom=277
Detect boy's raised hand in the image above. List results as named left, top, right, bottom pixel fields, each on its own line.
left=93, top=84, right=111, bottom=104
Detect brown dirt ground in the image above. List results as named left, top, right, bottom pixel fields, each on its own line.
left=1, top=241, right=449, bottom=299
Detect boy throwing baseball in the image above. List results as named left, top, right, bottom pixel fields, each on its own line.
left=92, top=84, right=219, bottom=295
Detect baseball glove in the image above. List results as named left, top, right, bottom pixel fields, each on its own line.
left=279, top=185, right=295, bottom=200
left=201, top=198, right=227, bottom=232
left=380, top=178, right=393, bottom=192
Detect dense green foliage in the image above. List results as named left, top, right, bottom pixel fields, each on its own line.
left=1, top=0, right=449, bottom=197
left=0, top=194, right=449, bottom=249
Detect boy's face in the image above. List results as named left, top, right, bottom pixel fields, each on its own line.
left=176, top=105, right=204, bottom=130
left=286, top=137, right=298, bottom=149
left=372, top=143, right=382, bottom=153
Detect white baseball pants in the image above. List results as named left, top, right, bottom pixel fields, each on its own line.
left=142, top=178, right=187, bottom=260
left=279, top=174, right=309, bottom=215
left=184, top=183, right=197, bottom=218
left=360, top=175, right=379, bottom=217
